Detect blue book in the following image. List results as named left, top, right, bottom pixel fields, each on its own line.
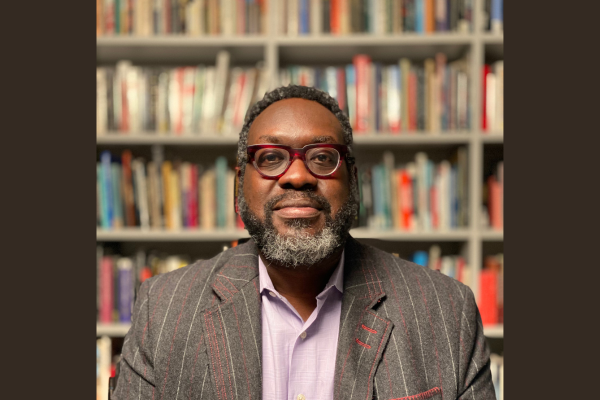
left=100, top=151, right=113, bottom=228
left=413, top=251, right=429, bottom=267
left=300, top=0, right=309, bottom=34
left=97, top=164, right=109, bottom=229
left=345, top=65, right=356, bottom=128
left=111, top=164, right=124, bottom=227
left=118, top=258, right=133, bottom=323
left=491, top=0, right=503, bottom=31
left=215, top=157, right=228, bottom=228
left=415, top=0, right=424, bottom=33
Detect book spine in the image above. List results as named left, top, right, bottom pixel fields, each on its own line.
left=100, top=151, right=113, bottom=228
left=100, top=256, right=113, bottom=323
left=491, top=0, right=503, bottom=34
left=345, top=64, right=356, bottom=128
left=216, top=157, right=228, bottom=228
left=118, top=258, right=134, bottom=322
left=353, top=54, right=371, bottom=133
left=479, top=269, right=498, bottom=326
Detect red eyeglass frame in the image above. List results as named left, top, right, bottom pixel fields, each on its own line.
left=246, top=143, right=351, bottom=179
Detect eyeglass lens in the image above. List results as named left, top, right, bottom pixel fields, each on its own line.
left=254, top=147, right=341, bottom=176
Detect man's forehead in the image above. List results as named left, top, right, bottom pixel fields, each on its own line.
left=248, top=98, right=344, bottom=144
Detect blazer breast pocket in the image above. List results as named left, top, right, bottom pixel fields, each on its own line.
left=387, top=386, right=442, bottom=400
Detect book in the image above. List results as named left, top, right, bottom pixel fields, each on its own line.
left=117, top=257, right=134, bottom=322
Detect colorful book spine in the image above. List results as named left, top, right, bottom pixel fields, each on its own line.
left=117, top=257, right=134, bottom=323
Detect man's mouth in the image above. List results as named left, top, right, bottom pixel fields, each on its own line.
left=272, top=200, right=323, bottom=219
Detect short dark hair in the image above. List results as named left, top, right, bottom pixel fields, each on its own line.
left=237, top=85, right=355, bottom=175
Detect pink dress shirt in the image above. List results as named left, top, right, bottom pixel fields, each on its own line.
left=259, top=251, right=345, bottom=400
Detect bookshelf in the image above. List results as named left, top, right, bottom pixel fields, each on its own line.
left=96, top=1, right=503, bottom=339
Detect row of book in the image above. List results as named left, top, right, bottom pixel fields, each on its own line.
left=482, top=161, right=503, bottom=230
left=281, top=0, right=475, bottom=36
left=358, top=148, right=469, bottom=231
left=97, top=149, right=242, bottom=231
left=484, top=0, right=503, bottom=34
left=280, top=54, right=472, bottom=134
left=96, top=246, right=194, bottom=323
left=96, top=0, right=267, bottom=36
left=479, top=253, right=503, bottom=326
left=409, top=245, right=471, bottom=286
left=482, top=61, right=504, bottom=133
left=96, top=52, right=270, bottom=136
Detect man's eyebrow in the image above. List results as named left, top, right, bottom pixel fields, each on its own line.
left=256, top=135, right=281, bottom=143
left=310, top=135, right=337, bottom=144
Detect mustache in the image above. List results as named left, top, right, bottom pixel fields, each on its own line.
left=264, top=191, right=332, bottom=216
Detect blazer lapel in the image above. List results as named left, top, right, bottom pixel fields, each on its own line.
left=200, top=243, right=263, bottom=400
left=334, top=237, right=395, bottom=400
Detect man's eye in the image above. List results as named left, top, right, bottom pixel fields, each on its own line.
left=258, top=152, right=284, bottom=164
left=310, top=152, right=336, bottom=165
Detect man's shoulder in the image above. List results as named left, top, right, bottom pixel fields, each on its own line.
left=351, top=239, right=472, bottom=301
left=141, top=240, right=259, bottom=300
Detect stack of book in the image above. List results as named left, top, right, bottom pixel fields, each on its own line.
left=281, top=53, right=471, bottom=134
left=96, top=149, right=242, bottom=231
left=479, top=253, right=503, bottom=326
left=96, top=51, right=269, bottom=136
left=483, top=0, right=503, bottom=34
left=96, top=0, right=267, bottom=36
left=482, top=60, right=504, bottom=133
left=490, top=353, right=504, bottom=400
left=358, top=148, right=469, bottom=231
left=280, top=0, right=474, bottom=35
left=410, top=244, right=471, bottom=286
left=483, top=161, right=503, bottom=230
left=96, top=246, right=192, bottom=324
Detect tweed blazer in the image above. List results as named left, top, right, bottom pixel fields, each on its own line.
left=112, top=237, right=496, bottom=400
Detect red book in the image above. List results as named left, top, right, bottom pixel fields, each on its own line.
left=139, top=266, right=153, bottom=283
left=488, top=176, right=503, bottom=229
left=104, top=1, right=114, bottom=34
left=120, top=74, right=129, bottom=131
left=457, top=257, right=465, bottom=283
left=353, top=54, right=371, bottom=133
left=482, top=64, right=491, bottom=131
left=479, top=269, right=498, bottom=326
left=238, top=0, right=246, bottom=34
left=99, top=256, right=114, bottom=323
left=330, top=0, right=339, bottom=34
left=399, top=169, right=413, bottom=229
left=408, top=69, right=417, bottom=131
left=337, top=67, right=346, bottom=112
left=430, top=184, right=438, bottom=229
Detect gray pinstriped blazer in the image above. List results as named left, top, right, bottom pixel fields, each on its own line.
left=112, top=237, right=496, bottom=400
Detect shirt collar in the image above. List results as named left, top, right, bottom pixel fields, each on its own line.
left=258, top=250, right=345, bottom=296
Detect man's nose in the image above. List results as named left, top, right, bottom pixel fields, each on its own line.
left=277, top=157, right=318, bottom=189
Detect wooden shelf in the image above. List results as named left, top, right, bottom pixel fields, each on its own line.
left=97, top=323, right=131, bottom=337
left=276, top=33, right=475, bottom=46
left=480, top=230, right=504, bottom=241
left=481, top=133, right=504, bottom=144
left=483, top=324, right=504, bottom=338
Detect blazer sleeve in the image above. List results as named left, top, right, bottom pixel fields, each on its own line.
left=112, top=277, right=156, bottom=400
left=456, top=286, right=497, bottom=400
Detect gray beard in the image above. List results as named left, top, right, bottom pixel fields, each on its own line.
left=238, top=188, right=358, bottom=269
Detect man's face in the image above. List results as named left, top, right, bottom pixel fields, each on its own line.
left=238, top=98, right=356, bottom=266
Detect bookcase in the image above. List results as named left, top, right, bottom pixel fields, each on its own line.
left=96, top=0, right=503, bottom=390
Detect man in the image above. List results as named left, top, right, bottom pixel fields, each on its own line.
left=112, top=85, right=496, bottom=400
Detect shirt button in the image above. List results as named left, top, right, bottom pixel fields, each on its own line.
left=269, top=291, right=276, bottom=297
left=300, top=331, right=307, bottom=339
left=297, top=394, right=306, bottom=400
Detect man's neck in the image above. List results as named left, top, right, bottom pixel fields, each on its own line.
left=259, top=247, right=344, bottom=320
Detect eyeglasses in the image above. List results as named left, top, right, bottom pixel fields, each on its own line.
left=246, top=143, right=351, bottom=179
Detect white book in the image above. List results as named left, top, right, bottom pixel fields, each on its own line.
left=97, top=68, right=107, bottom=135
left=288, top=0, right=299, bottom=36
left=138, top=69, right=148, bottom=132
left=495, top=61, right=504, bottom=132
left=221, top=0, right=234, bottom=35
left=97, top=336, right=112, bottom=400
left=325, top=67, right=338, bottom=100
left=310, top=0, right=321, bottom=35
left=380, top=67, right=388, bottom=132
left=200, top=67, right=216, bottom=134
left=168, top=69, right=181, bottom=134
left=387, top=65, right=401, bottom=132
left=486, top=72, right=497, bottom=132
left=127, top=67, right=140, bottom=133
left=182, top=67, right=196, bottom=134
left=213, top=51, right=231, bottom=134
